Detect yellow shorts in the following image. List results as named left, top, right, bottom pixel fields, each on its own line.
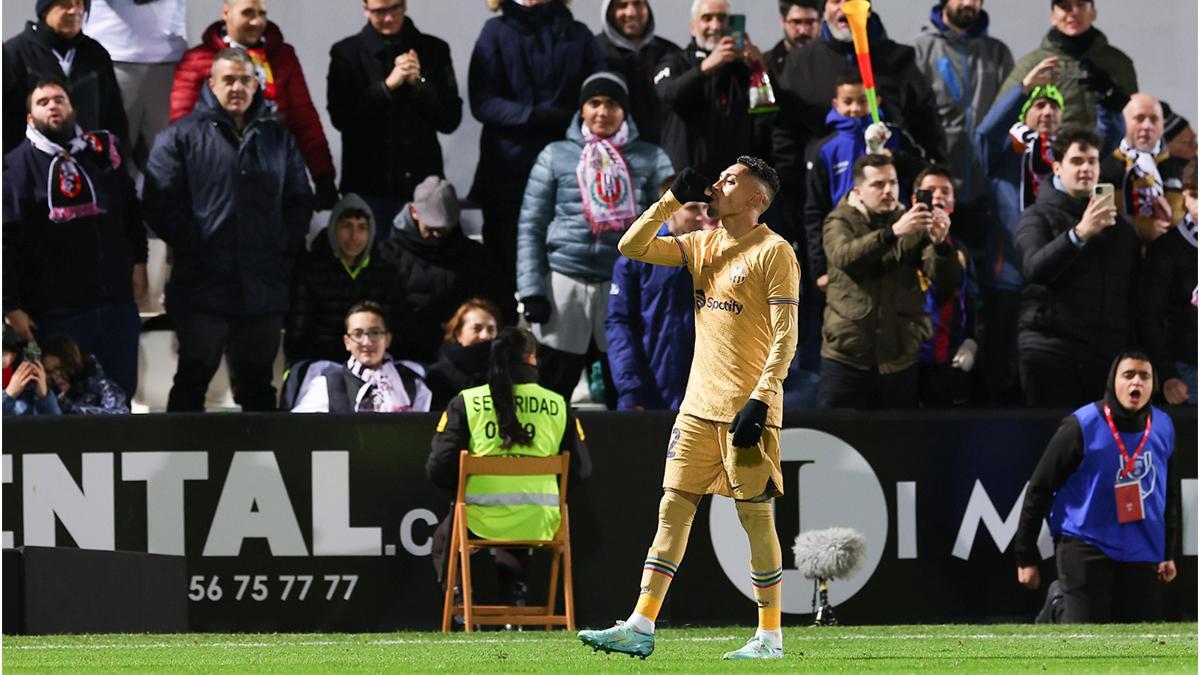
left=661, top=412, right=783, bottom=501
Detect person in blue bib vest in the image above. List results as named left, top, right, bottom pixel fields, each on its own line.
left=427, top=326, right=591, bottom=609
left=1013, top=350, right=1180, bottom=623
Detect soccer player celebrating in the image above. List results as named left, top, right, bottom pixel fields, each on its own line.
left=578, top=157, right=799, bottom=661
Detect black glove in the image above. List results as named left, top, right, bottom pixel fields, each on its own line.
left=521, top=296, right=551, bottom=324
left=313, top=175, right=339, bottom=212
left=670, top=168, right=712, bottom=204
left=528, top=107, right=574, bottom=136
left=729, top=398, right=768, bottom=448
left=1079, top=59, right=1129, bottom=113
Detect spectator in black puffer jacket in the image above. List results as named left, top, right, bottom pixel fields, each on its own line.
left=1016, top=127, right=1141, bottom=408
left=144, top=48, right=313, bottom=412
left=285, top=194, right=403, bottom=365
left=379, top=176, right=516, bottom=364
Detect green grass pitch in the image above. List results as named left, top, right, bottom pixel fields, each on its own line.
left=4, top=623, right=1196, bottom=672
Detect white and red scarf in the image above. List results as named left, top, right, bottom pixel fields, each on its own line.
left=26, top=124, right=120, bottom=223
left=576, top=120, right=638, bottom=236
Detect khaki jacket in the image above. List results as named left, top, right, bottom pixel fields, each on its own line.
left=821, top=194, right=963, bottom=373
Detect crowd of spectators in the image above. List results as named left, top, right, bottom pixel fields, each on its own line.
left=2, top=0, right=1196, bottom=415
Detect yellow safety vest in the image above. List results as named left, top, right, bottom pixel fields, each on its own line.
left=462, top=382, right=567, bottom=541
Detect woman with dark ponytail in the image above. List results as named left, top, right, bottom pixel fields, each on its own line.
left=426, top=327, right=591, bottom=607
left=488, top=327, right=538, bottom=449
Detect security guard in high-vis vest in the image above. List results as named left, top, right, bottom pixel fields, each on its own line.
left=427, top=328, right=590, bottom=598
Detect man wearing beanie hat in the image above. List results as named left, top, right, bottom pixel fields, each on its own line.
left=516, top=70, right=674, bottom=405
left=997, top=0, right=1138, bottom=131
left=379, top=176, right=515, bottom=364
left=973, top=57, right=1122, bottom=404
left=654, top=0, right=759, bottom=178
left=595, top=0, right=680, bottom=146
left=3, top=0, right=127, bottom=155
left=1160, top=102, right=1196, bottom=163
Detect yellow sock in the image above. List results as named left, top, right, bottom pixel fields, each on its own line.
left=736, top=500, right=783, bottom=632
left=631, top=492, right=697, bottom=624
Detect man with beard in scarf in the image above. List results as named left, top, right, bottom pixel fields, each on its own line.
left=1013, top=351, right=1180, bottom=623
left=3, top=79, right=145, bottom=401
left=3, top=0, right=128, bottom=156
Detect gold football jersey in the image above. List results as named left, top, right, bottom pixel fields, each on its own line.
left=618, top=193, right=800, bottom=426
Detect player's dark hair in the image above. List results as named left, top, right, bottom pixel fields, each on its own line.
left=912, top=164, right=955, bottom=196
left=834, top=71, right=864, bottom=89
left=488, top=327, right=539, bottom=449
left=736, top=155, right=780, bottom=206
left=852, top=153, right=894, bottom=184
left=779, top=0, right=821, bottom=15
left=1050, top=126, right=1101, bottom=162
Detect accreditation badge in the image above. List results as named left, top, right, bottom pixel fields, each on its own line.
left=1114, top=478, right=1145, bottom=524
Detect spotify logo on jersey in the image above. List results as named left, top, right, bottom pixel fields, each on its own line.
left=709, top=428, right=887, bottom=612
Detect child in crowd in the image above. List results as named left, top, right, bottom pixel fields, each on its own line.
left=803, top=73, right=927, bottom=290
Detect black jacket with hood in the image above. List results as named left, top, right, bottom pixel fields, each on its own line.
left=1013, top=351, right=1181, bottom=567
left=284, top=194, right=405, bottom=364
left=378, top=204, right=516, bottom=364
left=1014, top=182, right=1141, bottom=366
left=594, top=0, right=680, bottom=146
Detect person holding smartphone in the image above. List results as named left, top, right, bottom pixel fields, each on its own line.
left=2, top=342, right=60, bottom=416
left=653, top=0, right=761, bottom=178
left=1015, top=127, right=1141, bottom=407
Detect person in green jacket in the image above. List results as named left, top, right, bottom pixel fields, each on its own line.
left=996, top=0, right=1137, bottom=131
left=426, top=327, right=591, bottom=608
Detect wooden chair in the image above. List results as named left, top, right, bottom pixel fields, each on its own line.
left=440, top=450, right=575, bottom=632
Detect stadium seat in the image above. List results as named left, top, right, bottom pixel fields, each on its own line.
left=441, top=451, right=575, bottom=632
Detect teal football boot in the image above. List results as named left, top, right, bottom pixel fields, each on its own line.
left=577, top=621, right=655, bottom=659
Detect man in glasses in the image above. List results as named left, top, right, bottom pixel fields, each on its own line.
left=291, top=300, right=431, bottom=413
left=327, top=0, right=463, bottom=227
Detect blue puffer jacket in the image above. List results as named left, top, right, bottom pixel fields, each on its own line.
left=973, top=84, right=1122, bottom=291
left=144, top=86, right=313, bottom=315
left=467, top=0, right=606, bottom=203
left=516, top=114, right=675, bottom=299
left=605, top=223, right=694, bottom=410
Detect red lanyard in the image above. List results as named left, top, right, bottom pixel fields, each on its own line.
left=1102, top=404, right=1152, bottom=478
